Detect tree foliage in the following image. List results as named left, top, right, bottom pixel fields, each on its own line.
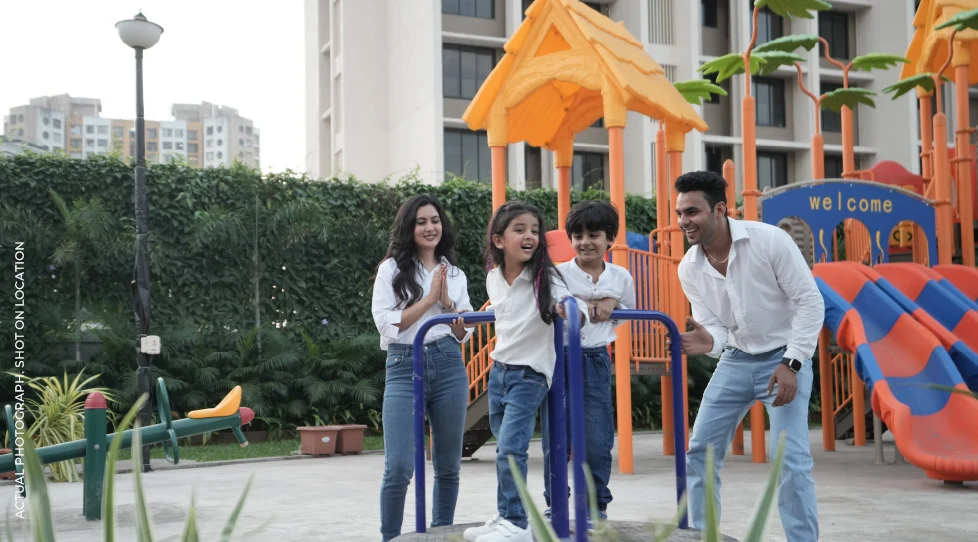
left=673, top=79, right=729, bottom=105
left=754, top=0, right=833, bottom=19
left=821, top=88, right=878, bottom=112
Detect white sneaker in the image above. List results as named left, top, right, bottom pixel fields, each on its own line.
left=464, top=515, right=501, bottom=541
left=474, top=518, right=532, bottom=542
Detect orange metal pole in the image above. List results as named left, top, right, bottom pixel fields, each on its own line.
left=722, top=158, right=744, bottom=455
left=657, top=126, right=676, bottom=457
left=919, top=93, right=934, bottom=184
left=669, top=149, right=690, bottom=449
left=954, top=60, right=975, bottom=267
left=935, top=110, right=955, bottom=265
left=812, top=133, right=825, bottom=181
left=609, top=126, right=634, bottom=474
left=741, top=57, right=766, bottom=464
left=819, top=328, right=835, bottom=451
left=491, top=146, right=507, bottom=212
left=841, top=106, right=856, bottom=179
left=555, top=138, right=574, bottom=231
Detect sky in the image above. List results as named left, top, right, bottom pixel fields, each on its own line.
left=0, top=0, right=306, bottom=173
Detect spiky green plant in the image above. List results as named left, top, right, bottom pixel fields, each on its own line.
left=5, top=394, right=255, bottom=541
left=673, top=80, right=729, bottom=106
left=935, top=7, right=978, bottom=32
left=506, top=432, right=788, bottom=541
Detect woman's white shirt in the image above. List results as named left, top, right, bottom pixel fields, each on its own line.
left=371, top=257, right=474, bottom=350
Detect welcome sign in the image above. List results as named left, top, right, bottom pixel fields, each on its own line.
left=759, top=179, right=938, bottom=265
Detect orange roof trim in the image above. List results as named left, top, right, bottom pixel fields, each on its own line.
left=462, top=0, right=707, bottom=151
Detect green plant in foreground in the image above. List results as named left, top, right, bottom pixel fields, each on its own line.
left=500, top=432, right=786, bottom=541
left=6, top=394, right=254, bottom=541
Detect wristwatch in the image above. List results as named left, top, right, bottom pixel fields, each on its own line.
left=781, top=358, right=803, bottom=373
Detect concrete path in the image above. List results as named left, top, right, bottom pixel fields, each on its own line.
left=2, top=430, right=976, bottom=541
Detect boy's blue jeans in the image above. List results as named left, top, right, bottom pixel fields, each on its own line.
left=540, top=346, right=614, bottom=511
left=379, top=336, right=468, bottom=542
left=488, top=360, right=551, bottom=530
left=687, top=345, right=819, bottom=542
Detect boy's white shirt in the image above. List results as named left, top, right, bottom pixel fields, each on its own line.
left=556, top=258, right=636, bottom=348
left=486, top=266, right=590, bottom=388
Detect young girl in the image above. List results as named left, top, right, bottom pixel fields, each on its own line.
left=371, top=194, right=473, bottom=542
left=463, top=201, right=588, bottom=542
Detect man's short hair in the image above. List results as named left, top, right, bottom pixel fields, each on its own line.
left=674, top=170, right=728, bottom=210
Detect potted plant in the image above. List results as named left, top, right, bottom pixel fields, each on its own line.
left=297, top=425, right=342, bottom=456
left=335, top=424, right=368, bottom=454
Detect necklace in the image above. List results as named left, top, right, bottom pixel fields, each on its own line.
left=703, top=246, right=729, bottom=264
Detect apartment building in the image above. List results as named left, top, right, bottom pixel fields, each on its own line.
left=3, top=95, right=261, bottom=169
left=305, top=0, right=977, bottom=196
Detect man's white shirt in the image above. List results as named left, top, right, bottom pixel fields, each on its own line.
left=677, top=218, right=824, bottom=364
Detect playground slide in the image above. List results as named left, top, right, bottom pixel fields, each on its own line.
left=871, top=263, right=978, bottom=391
left=933, top=264, right=978, bottom=306
left=812, top=262, right=978, bottom=482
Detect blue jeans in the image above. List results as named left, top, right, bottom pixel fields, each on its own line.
left=540, top=346, right=614, bottom=511
left=379, top=336, right=468, bottom=542
left=488, top=360, right=551, bottom=530
left=687, top=345, right=819, bottom=542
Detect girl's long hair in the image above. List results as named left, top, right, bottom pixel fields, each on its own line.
left=484, top=201, right=563, bottom=324
left=379, top=194, right=457, bottom=309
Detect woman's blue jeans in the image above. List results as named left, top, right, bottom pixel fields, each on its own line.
left=379, top=336, right=468, bottom=542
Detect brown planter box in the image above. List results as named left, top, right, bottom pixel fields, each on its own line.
left=336, top=425, right=368, bottom=454
left=297, top=426, right=341, bottom=456
left=0, top=449, right=13, bottom=480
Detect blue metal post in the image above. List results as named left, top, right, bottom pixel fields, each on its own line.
left=561, top=298, right=589, bottom=539
left=412, top=311, right=495, bottom=534
left=548, top=316, right=569, bottom=539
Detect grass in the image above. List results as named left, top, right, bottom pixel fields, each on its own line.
left=114, top=435, right=385, bottom=463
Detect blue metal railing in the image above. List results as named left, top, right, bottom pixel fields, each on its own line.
left=411, top=301, right=688, bottom=539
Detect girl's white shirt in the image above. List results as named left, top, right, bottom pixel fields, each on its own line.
left=486, top=266, right=589, bottom=388
left=371, top=257, right=473, bottom=351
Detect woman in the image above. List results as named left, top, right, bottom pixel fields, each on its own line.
left=371, top=193, right=472, bottom=542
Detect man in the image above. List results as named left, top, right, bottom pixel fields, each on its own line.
left=673, top=171, right=823, bottom=541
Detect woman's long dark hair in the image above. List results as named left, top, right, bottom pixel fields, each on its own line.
left=380, top=194, right=457, bottom=309
left=484, top=201, right=562, bottom=324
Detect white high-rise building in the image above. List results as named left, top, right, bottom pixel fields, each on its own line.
left=305, top=0, right=969, bottom=196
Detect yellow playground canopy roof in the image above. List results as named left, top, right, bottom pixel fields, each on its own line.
left=903, top=0, right=978, bottom=86
left=461, top=0, right=708, bottom=150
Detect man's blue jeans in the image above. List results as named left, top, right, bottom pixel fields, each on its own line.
left=687, top=345, right=819, bottom=542
left=488, top=360, right=551, bottom=530
left=540, top=346, right=614, bottom=511
left=379, top=336, right=468, bottom=542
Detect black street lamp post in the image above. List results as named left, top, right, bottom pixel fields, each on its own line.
left=116, top=11, right=164, bottom=474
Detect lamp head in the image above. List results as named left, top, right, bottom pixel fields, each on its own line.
left=116, top=11, right=164, bottom=50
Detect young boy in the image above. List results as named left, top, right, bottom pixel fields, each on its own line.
left=540, top=200, right=636, bottom=522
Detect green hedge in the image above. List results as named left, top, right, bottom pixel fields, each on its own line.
left=0, top=153, right=658, bottom=336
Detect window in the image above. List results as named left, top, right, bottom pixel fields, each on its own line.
left=70, top=138, right=82, bottom=148
left=206, top=139, right=213, bottom=148
left=147, top=128, right=158, bottom=139
left=86, top=125, right=95, bottom=134
left=824, top=155, right=843, bottom=178
left=206, top=127, right=214, bottom=135
left=52, top=119, right=62, bottom=129
left=42, top=131, right=49, bottom=140
left=188, top=130, right=198, bottom=140
left=176, top=129, right=184, bottom=137
left=147, top=142, right=158, bottom=152
left=572, top=151, right=605, bottom=191
left=442, top=0, right=494, bottom=19
left=85, top=138, right=95, bottom=147
left=443, top=44, right=497, bottom=100
left=702, top=0, right=718, bottom=28
left=162, top=141, right=173, bottom=150
left=821, top=82, right=843, bottom=132
left=819, top=11, right=849, bottom=60
left=97, top=139, right=108, bottom=147
left=113, top=127, right=124, bottom=138
left=176, top=142, right=185, bottom=151
left=71, top=125, right=82, bottom=136
left=162, top=128, right=173, bottom=137
left=705, top=145, right=724, bottom=174
left=42, top=117, right=49, bottom=126
left=757, top=151, right=788, bottom=189
left=525, top=145, right=542, bottom=190
left=188, top=143, right=199, bottom=153
left=97, top=125, right=108, bottom=134
left=705, top=72, right=722, bottom=104
left=444, top=128, right=491, bottom=183
left=753, top=6, right=783, bottom=45
left=753, top=77, right=786, bottom=127
left=246, top=127, right=253, bottom=135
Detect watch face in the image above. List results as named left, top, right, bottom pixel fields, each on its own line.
left=790, top=359, right=802, bottom=371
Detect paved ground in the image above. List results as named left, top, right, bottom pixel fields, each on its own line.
left=2, top=430, right=976, bottom=541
